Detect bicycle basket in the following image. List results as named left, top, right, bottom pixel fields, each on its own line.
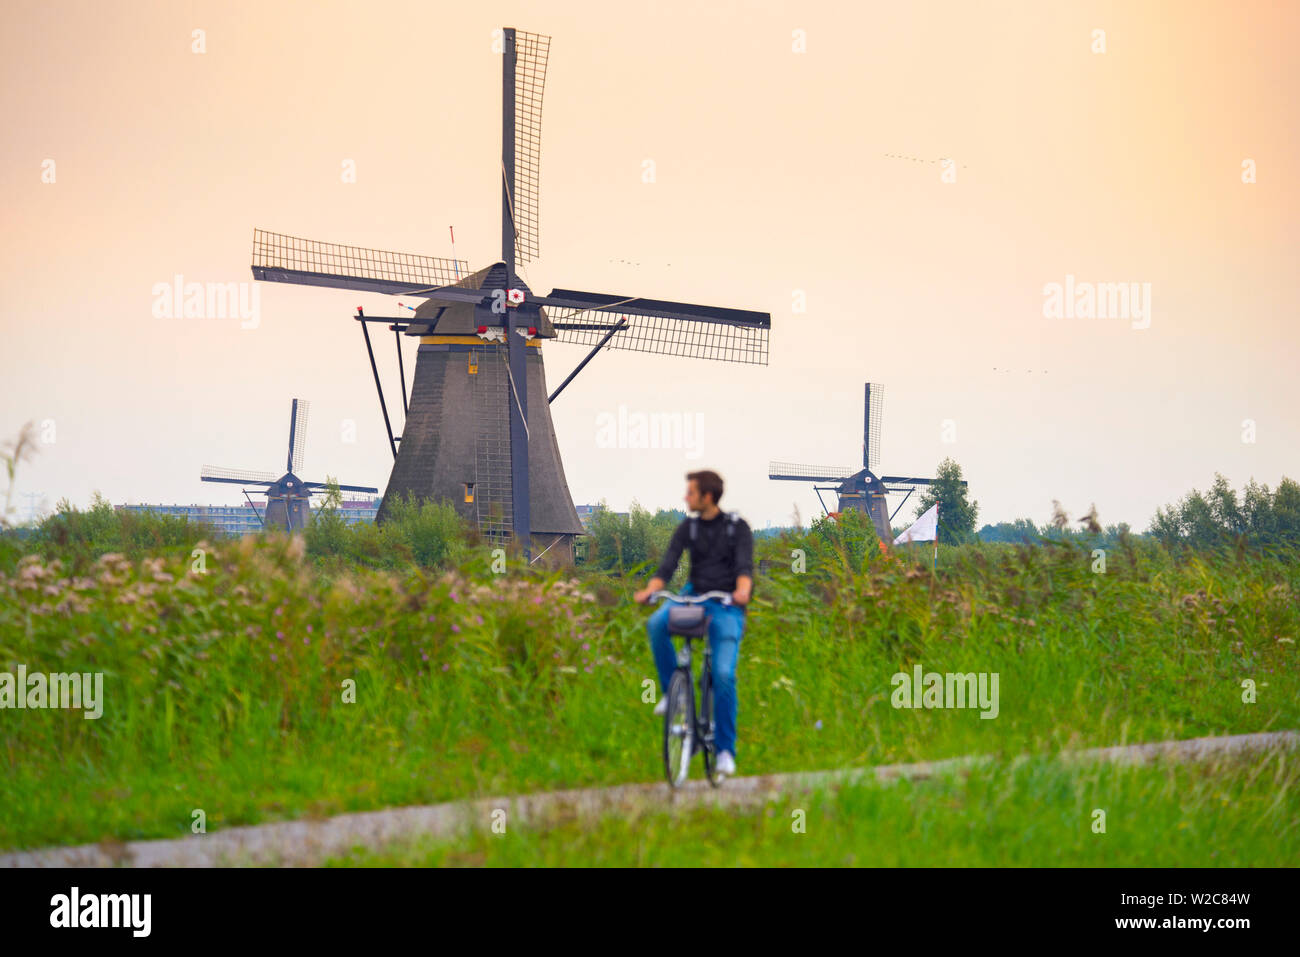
left=667, top=605, right=709, bottom=637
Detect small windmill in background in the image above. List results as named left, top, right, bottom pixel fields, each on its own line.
left=769, top=383, right=962, bottom=545
left=200, top=399, right=377, bottom=532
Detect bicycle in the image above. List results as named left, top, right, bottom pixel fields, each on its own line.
left=648, top=589, right=733, bottom=789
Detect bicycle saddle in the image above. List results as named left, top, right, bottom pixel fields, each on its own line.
left=668, top=605, right=709, bottom=637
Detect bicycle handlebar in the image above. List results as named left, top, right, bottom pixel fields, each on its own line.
left=649, top=589, right=733, bottom=606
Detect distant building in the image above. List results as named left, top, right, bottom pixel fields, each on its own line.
left=116, top=498, right=380, bottom=537
left=575, top=504, right=629, bottom=528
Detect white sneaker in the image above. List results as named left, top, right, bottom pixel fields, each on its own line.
left=716, top=751, right=736, bottom=776
left=653, top=697, right=667, bottom=716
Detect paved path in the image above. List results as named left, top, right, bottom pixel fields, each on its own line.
left=4, top=730, right=1295, bottom=867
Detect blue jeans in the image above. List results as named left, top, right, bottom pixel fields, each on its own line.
left=647, top=586, right=747, bottom=758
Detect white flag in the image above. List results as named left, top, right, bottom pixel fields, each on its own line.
left=893, top=504, right=938, bottom=545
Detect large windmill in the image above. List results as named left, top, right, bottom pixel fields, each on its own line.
left=249, top=28, right=770, bottom=564
left=769, top=384, right=961, bottom=545
left=200, top=399, right=378, bottom=532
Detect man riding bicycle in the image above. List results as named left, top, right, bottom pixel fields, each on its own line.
left=635, top=470, right=753, bottom=778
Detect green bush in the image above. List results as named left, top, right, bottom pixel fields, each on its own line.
left=10, top=494, right=215, bottom=574
left=585, top=503, right=680, bottom=577
left=306, top=492, right=468, bottom=571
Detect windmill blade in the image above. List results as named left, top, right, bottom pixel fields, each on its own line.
left=879, top=475, right=956, bottom=495
left=542, top=290, right=771, bottom=365
left=506, top=29, right=550, bottom=268
left=251, top=229, right=472, bottom=296
left=303, top=481, right=380, bottom=493
left=864, top=383, right=884, bottom=471
left=769, top=462, right=856, bottom=482
left=288, top=399, right=310, bottom=473
left=201, top=465, right=277, bottom=485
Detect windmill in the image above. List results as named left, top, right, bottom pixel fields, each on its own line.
left=769, top=383, right=962, bottom=545
left=249, top=28, right=770, bottom=564
left=200, top=399, right=378, bottom=532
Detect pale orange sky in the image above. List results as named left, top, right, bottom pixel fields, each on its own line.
left=2, top=0, right=1297, bottom=529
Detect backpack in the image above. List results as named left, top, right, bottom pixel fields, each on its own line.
left=688, top=511, right=741, bottom=544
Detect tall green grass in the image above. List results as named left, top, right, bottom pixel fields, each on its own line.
left=1, top=532, right=1296, bottom=854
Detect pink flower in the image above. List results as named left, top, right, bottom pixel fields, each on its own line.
left=427, top=615, right=436, bottom=624
left=421, top=652, right=429, bottom=661
left=276, top=630, right=285, bottom=640
left=306, top=624, right=313, bottom=634
left=303, top=637, right=309, bottom=645
left=581, top=642, right=590, bottom=651
left=451, top=624, right=460, bottom=633
left=474, top=615, right=483, bottom=625
left=442, top=663, right=450, bottom=672
left=270, top=653, right=278, bottom=662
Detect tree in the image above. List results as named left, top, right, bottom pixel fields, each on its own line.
left=1150, top=473, right=1300, bottom=549
left=913, top=457, right=978, bottom=544
left=977, top=518, right=1038, bottom=543
left=806, top=507, right=878, bottom=572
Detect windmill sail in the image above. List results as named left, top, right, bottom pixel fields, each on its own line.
left=864, top=383, right=883, bottom=471
left=509, top=30, right=549, bottom=266
left=769, top=462, right=856, bottom=482
left=252, top=229, right=470, bottom=296
left=288, top=398, right=309, bottom=473
left=200, top=465, right=278, bottom=485
left=548, top=304, right=769, bottom=365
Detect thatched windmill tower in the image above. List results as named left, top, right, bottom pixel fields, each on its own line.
left=250, top=29, right=770, bottom=563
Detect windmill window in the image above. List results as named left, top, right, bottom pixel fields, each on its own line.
left=464, top=483, right=475, bottom=503
left=468, top=352, right=478, bottom=374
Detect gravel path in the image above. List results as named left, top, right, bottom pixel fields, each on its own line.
left=4, top=730, right=1295, bottom=867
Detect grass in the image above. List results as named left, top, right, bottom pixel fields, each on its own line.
left=328, top=753, right=1300, bottom=866
left=1, top=531, right=1297, bottom=859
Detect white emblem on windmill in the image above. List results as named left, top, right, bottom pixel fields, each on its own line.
left=506, top=288, right=525, bottom=306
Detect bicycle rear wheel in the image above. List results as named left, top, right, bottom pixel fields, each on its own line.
left=663, top=668, right=694, bottom=788
left=700, top=664, right=720, bottom=787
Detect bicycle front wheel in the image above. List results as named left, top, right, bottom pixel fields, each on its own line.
left=663, top=668, right=694, bottom=788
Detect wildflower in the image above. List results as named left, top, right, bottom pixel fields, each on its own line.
left=442, top=663, right=450, bottom=672
left=452, top=624, right=461, bottom=633
left=581, top=642, right=590, bottom=651
left=422, top=652, right=429, bottom=661
left=276, top=630, right=285, bottom=640
left=270, top=653, right=278, bottom=662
